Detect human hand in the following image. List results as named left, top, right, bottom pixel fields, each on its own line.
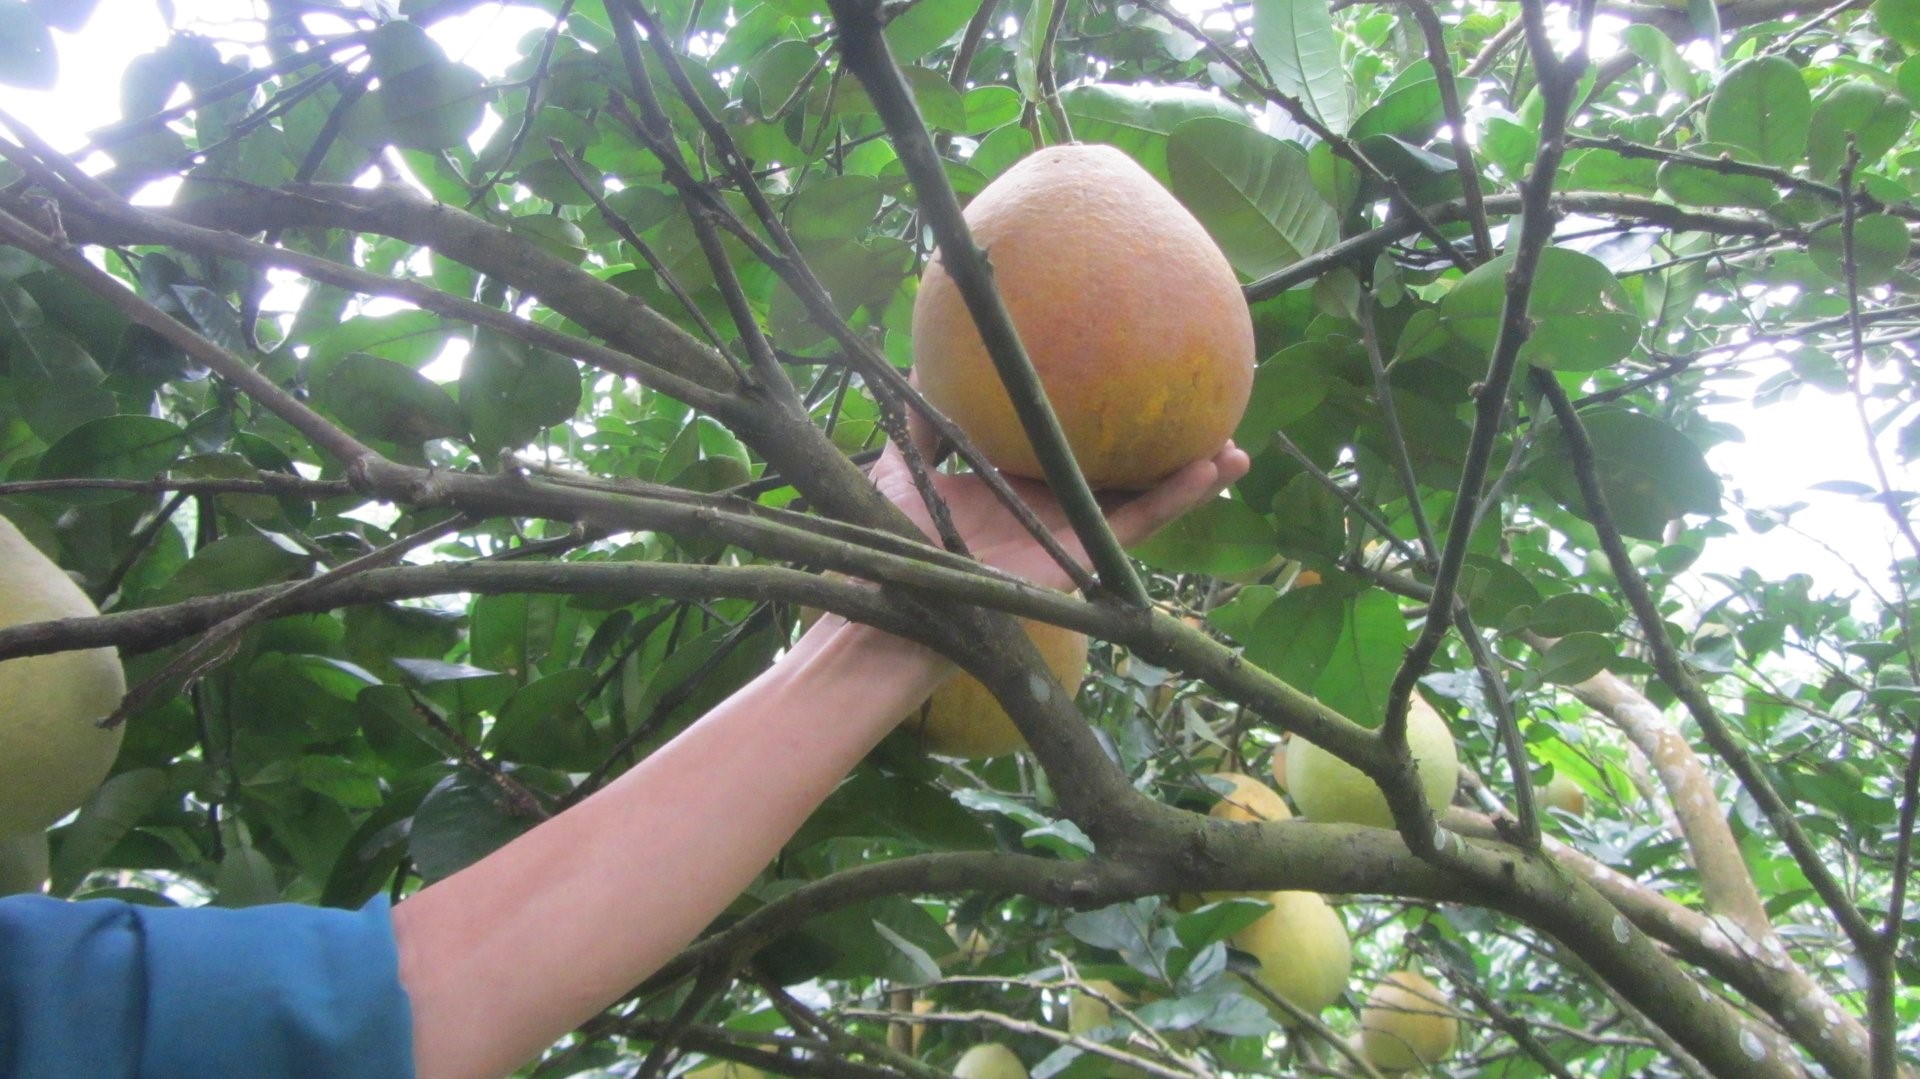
left=869, top=432, right=1250, bottom=592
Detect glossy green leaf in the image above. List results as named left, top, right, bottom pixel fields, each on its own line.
left=317, top=353, right=467, bottom=445
left=1621, top=25, right=1696, bottom=96
left=1438, top=247, right=1641, bottom=370
left=1540, top=632, right=1618, bottom=685
left=1530, top=592, right=1620, bottom=637
left=1807, top=81, right=1912, bottom=180
left=1242, top=585, right=1346, bottom=691
left=1656, top=144, right=1779, bottom=210
left=410, top=770, right=548, bottom=883
left=1314, top=589, right=1411, bottom=726
left=886, top=0, right=979, bottom=61
left=1876, top=0, right=1920, bottom=48
left=1704, top=56, right=1811, bottom=167
left=1061, top=83, right=1251, bottom=182
left=460, top=332, right=583, bottom=456
left=36, top=415, right=188, bottom=503
left=1348, top=77, right=1470, bottom=144
left=1131, top=497, right=1279, bottom=577
left=1167, top=117, right=1338, bottom=279
left=1808, top=214, right=1909, bottom=287
left=1250, top=0, right=1349, bottom=133
left=1531, top=409, right=1725, bottom=539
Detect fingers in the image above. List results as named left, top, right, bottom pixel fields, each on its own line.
left=1106, top=443, right=1251, bottom=547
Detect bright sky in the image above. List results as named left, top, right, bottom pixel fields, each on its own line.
left=2, top=0, right=1913, bottom=608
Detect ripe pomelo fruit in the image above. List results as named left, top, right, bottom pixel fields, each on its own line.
left=952, top=1043, right=1028, bottom=1079
left=1230, top=890, right=1352, bottom=1024
left=0, top=515, right=125, bottom=838
left=1360, top=969, right=1459, bottom=1071
left=1286, top=694, right=1459, bottom=829
left=798, top=594, right=1086, bottom=759
left=1067, top=978, right=1136, bottom=1035
left=1206, top=771, right=1292, bottom=824
left=912, top=143, right=1255, bottom=489
left=906, top=618, right=1088, bottom=758
left=1542, top=770, right=1588, bottom=817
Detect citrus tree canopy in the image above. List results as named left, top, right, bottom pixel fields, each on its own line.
left=2, top=0, right=1918, bottom=1074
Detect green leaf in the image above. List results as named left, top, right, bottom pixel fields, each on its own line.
left=0, top=2, right=56, bottom=89
left=410, top=768, right=555, bottom=883
left=317, top=353, right=467, bottom=445
left=51, top=769, right=169, bottom=895
left=885, top=0, right=978, bottom=62
left=1656, top=144, right=1779, bottom=210
left=1174, top=898, right=1272, bottom=950
left=1621, top=25, right=1696, bottom=96
left=1348, top=78, right=1470, bottom=145
left=1060, top=83, right=1251, bottom=182
left=1531, top=410, right=1724, bottom=540
left=1481, top=115, right=1538, bottom=178
left=872, top=920, right=943, bottom=985
left=1313, top=589, right=1410, bottom=726
left=1438, top=247, right=1640, bottom=371
left=1353, top=133, right=1464, bottom=205
left=36, top=415, right=188, bottom=503
left=1243, top=585, right=1346, bottom=692
left=1877, top=0, right=1920, bottom=49
left=1704, top=57, right=1811, bottom=168
left=1235, top=345, right=1333, bottom=449
left=1540, top=632, right=1617, bottom=684
left=459, top=332, right=583, bottom=456
left=147, top=530, right=312, bottom=603
left=1459, top=554, right=1541, bottom=627
left=487, top=668, right=605, bottom=771
left=964, top=86, right=1023, bottom=133
left=1807, top=81, right=1913, bottom=180
left=785, top=174, right=884, bottom=244
left=345, top=22, right=488, bottom=151
left=1166, top=117, right=1339, bottom=279
left=1808, top=213, right=1909, bottom=287
left=1529, top=592, right=1620, bottom=636
left=1250, top=0, right=1350, bottom=133
left=1130, top=497, right=1279, bottom=577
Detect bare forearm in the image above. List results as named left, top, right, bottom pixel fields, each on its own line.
left=392, top=619, right=945, bottom=1079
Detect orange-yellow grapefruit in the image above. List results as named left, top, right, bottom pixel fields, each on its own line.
left=1360, top=969, right=1459, bottom=1071
left=906, top=619, right=1089, bottom=758
left=1207, top=771, right=1292, bottom=824
left=912, top=144, right=1255, bottom=489
left=1231, top=890, right=1352, bottom=1024
left=0, top=515, right=125, bottom=838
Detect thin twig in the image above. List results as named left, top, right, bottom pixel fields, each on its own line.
left=827, top=0, right=1147, bottom=605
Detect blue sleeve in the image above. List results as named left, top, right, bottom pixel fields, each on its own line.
left=0, top=893, right=415, bottom=1079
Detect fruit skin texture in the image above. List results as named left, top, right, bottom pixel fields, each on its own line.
left=1230, top=890, right=1352, bottom=1024
left=1067, top=978, right=1135, bottom=1035
left=799, top=598, right=1086, bottom=759
left=1285, top=695, right=1459, bottom=829
left=1542, top=771, right=1588, bottom=817
left=1206, top=771, right=1292, bottom=824
left=0, top=516, right=126, bottom=838
left=1360, top=970, right=1458, bottom=1071
left=906, top=618, right=1089, bottom=758
left=952, top=1043, right=1029, bottom=1079
left=911, top=144, right=1255, bottom=489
